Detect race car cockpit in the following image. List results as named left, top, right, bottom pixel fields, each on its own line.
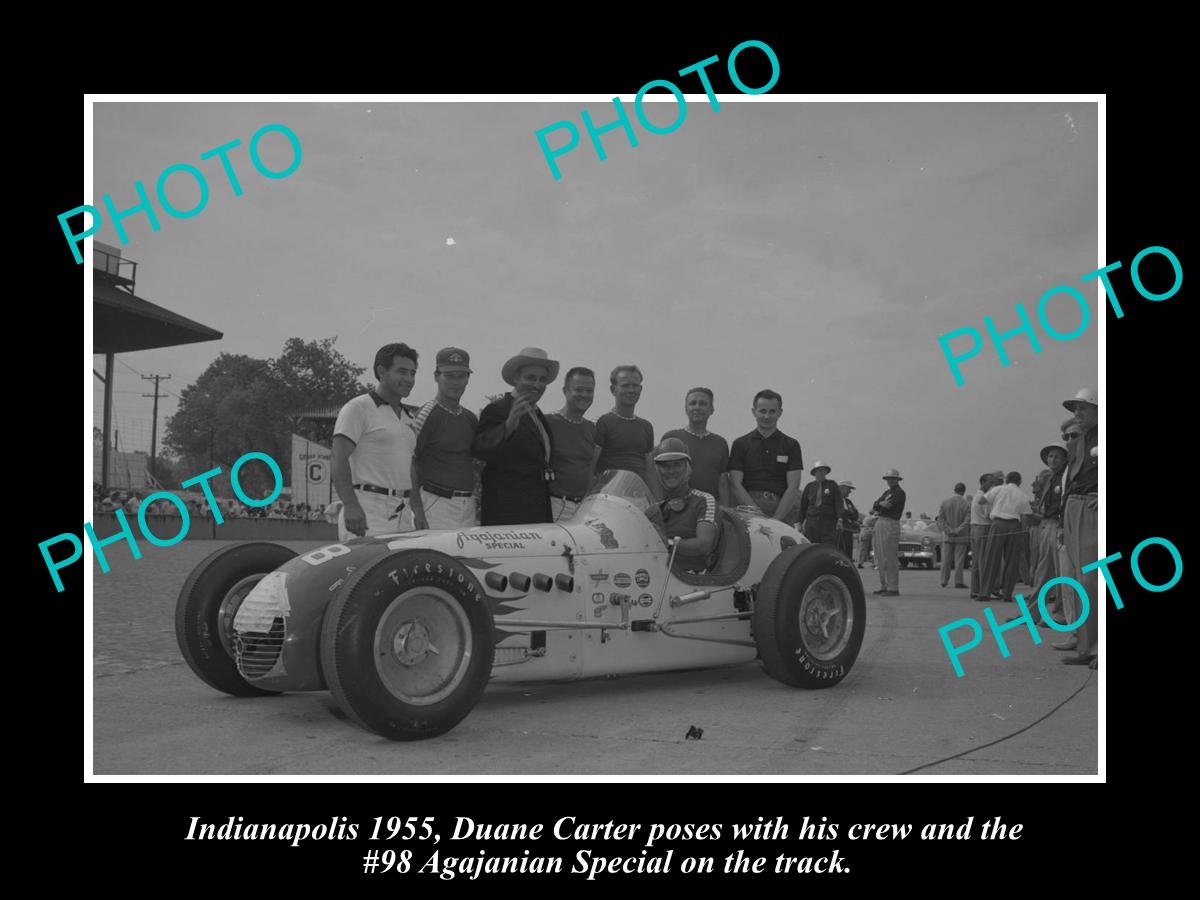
left=577, top=470, right=752, bottom=584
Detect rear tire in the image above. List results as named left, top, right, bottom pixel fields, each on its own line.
left=754, top=544, right=866, bottom=688
left=175, top=542, right=298, bottom=697
left=320, top=550, right=495, bottom=740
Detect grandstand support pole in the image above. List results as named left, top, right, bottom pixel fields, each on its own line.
left=141, top=373, right=171, bottom=486
left=102, top=353, right=114, bottom=494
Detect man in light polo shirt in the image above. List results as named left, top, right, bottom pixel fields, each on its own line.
left=728, top=389, right=804, bottom=525
left=547, top=366, right=598, bottom=521
left=662, top=387, right=731, bottom=506
left=402, top=347, right=480, bottom=531
left=331, top=342, right=419, bottom=540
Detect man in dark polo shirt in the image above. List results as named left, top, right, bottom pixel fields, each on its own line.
left=870, top=469, right=907, bottom=596
left=728, top=389, right=804, bottom=525
left=662, top=387, right=731, bottom=505
left=1060, top=388, right=1099, bottom=668
left=594, top=364, right=655, bottom=482
left=650, top=438, right=718, bottom=574
left=798, top=461, right=844, bottom=545
left=403, top=347, right=480, bottom=531
left=546, top=366, right=597, bottom=522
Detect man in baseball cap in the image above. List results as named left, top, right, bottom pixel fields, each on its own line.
left=651, top=437, right=719, bottom=574
left=402, top=348, right=480, bottom=531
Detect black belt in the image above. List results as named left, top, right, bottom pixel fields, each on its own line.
left=353, top=483, right=410, bottom=498
left=422, top=482, right=474, bottom=499
left=805, top=514, right=837, bottom=520
left=551, top=492, right=584, bottom=503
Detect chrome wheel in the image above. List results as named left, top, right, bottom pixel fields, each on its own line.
left=374, top=587, right=472, bottom=706
left=216, top=574, right=265, bottom=659
left=798, top=574, right=854, bottom=662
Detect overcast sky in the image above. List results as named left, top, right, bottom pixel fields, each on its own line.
left=91, top=100, right=1098, bottom=516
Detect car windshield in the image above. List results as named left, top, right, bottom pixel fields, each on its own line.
left=581, top=469, right=657, bottom=513
left=578, top=469, right=670, bottom=544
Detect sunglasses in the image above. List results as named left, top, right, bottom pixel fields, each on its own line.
left=1062, top=432, right=1081, bottom=441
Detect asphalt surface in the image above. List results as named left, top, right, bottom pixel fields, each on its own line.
left=91, top=541, right=1098, bottom=776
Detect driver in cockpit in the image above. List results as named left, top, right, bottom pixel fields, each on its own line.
left=651, top=438, right=719, bottom=573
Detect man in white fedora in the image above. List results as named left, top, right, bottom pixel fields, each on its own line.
left=798, top=461, right=843, bottom=546
left=473, top=347, right=559, bottom=526
left=1060, top=387, right=1099, bottom=668
left=870, top=469, right=907, bottom=596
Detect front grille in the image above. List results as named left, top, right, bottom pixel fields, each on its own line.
left=236, top=617, right=286, bottom=679
left=899, top=543, right=921, bottom=552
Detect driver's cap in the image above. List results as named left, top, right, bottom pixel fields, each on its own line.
left=653, top=437, right=691, bottom=463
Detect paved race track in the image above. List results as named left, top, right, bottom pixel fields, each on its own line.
left=91, top=541, right=1098, bottom=776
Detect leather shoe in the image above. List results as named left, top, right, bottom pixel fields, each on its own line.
left=872, top=588, right=888, bottom=595
left=880, top=590, right=900, bottom=596
left=954, top=584, right=968, bottom=589
left=1052, top=640, right=1077, bottom=651
left=1062, top=654, right=1097, bottom=666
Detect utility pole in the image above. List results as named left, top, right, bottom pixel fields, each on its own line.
left=141, top=374, right=172, bottom=484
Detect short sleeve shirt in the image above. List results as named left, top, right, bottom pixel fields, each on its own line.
left=410, top=401, right=479, bottom=492
left=333, top=391, right=417, bottom=491
left=595, top=413, right=655, bottom=479
left=546, top=413, right=598, bottom=498
left=662, top=429, right=729, bottom=498
left=728, top=429, right=803, bottom=494
left=985, top=483, right=1032, bottom=520
left=659, top=489, right=717, bottom=571
left=970, top=489, right=991, bottom=525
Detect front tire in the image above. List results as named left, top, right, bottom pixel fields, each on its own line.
left=175, top=542, right=298, bottom=696
left=320, top=550, right=495, bottom=740
left=754, top=544, right=866, bottom=688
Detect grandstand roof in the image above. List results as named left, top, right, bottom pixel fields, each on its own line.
left=94, top=275, right=223, bottom=354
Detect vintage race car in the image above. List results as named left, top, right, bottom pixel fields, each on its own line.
left=176, top=471, right=866, bottom=741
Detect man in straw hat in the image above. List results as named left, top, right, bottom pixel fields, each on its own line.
left=870, top=469, right=907, bottom=596
left=473, top=348, right=559, bottom=526
left=650, top=437, right=719, bottom=574
left=1060, top=387, right=1099, bottom=668
left=1029, top=440, right=1069, bottom=628
left=838, top=481, right=861, bottom=559
left=798, top=461, right=844, bottom=546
